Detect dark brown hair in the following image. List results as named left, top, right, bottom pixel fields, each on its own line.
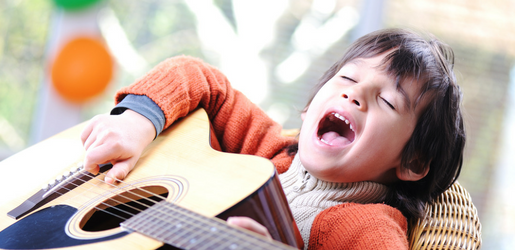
left=290, top=28, right=465, bottom=219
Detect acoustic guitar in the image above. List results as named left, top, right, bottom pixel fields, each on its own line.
left=0, top=109, right=300, bottom=250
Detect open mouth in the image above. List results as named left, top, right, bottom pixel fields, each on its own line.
left=317, top=112, right=356, bottom=146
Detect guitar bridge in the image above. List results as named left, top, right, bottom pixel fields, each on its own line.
left=7, top=163, right=112, bottom=220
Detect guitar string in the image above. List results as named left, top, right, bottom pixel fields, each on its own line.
left=62, top=174, right=271, bottom=250
left=38, top=167, right=124, bottom=216
left=46, top=173, right=205, bottom=236
left=93, top=172, right=288, bottom=250
left=52, top=170, right=180, bottom=224
left=80, top=172, right=264, bottom=248
left=49, top=177, right=289, bottom=250
left=90, top=172, right=275, bottom=247
left=46, top=174, right=142, bottom=222
left=138, top=203, right=265, bottom=250
left=143, top=201, right=259, bottom=249
left=46, top=171, right=240, bottom=242
left=49, top=171, right=103, bottom=208
left=46, top=170, right=281, bottom=249
left=43, top=166, right=174, bottom=222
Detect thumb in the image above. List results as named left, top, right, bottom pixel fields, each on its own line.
left=227, top=217, right=272, bottom=239
left=104, top=160, right=133, bottom=185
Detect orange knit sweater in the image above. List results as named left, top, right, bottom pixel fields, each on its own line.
left=115, top=56, right=408, bottom=249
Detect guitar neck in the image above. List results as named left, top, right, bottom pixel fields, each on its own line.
left=122, top=200, right=297, bottom=250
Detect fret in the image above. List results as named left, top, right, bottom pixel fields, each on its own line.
left=121, top=201, right=297, bottom=250
left=162, top=203, right=242, bottom=247
left=193, top=226, right=223, bottom=249
left=193, top=225, right=247, bottom=250
left=214, top=236, right=254, bottom=250
left=156, top=204, right=213, bottom=246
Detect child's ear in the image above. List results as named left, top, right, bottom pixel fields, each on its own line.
left=396, top=158, right=430, bottom=181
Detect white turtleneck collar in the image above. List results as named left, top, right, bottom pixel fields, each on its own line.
left=279, top=154, right=390, bottom=249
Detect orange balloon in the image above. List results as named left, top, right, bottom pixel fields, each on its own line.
left=51, top=37, right=114, bottom=103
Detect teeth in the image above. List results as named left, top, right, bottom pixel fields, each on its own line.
left=333, top=113, right=354, bottom=132
left=320, top=138, right=332, bottom=145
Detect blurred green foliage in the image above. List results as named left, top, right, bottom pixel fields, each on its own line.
left=0, top=0, right=52, bottom=149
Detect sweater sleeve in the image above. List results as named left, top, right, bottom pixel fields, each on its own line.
left=114, top=55, right=296, bottom=173
left=308, top=203, right=408, bottom=250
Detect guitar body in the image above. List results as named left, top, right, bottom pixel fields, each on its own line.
left=0, top=109, right=299, bottom=249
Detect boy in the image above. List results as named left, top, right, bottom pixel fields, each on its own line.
left=81, top=28, right=465, bottom=249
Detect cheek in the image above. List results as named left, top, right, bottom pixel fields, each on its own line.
left=302, top=85, right=335, bottom=123
left=310, top=83, right=335, bottom=104
left=301, top=99, right=324, bottom=131
left=357, top=135, right=404, bottom=169
left=383, top=123, right=416, bottom=155
left=364, top=119, right=414, bottom=158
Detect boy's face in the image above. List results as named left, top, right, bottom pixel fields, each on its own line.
left=298, top=53, right=427, bottom=184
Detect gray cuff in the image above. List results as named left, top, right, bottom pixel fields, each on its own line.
left=111, top=94, right=166, bottom=137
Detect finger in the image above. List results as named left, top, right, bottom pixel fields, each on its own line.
left=83, top=143, right=102, bottom=175
left=81, top=115, right=110, bottom=150
left=80, top=115, right=103, bottom=146
left=82, top=127, right=100, bottom=152
left=80, top=120, right=94, bottom=145
left=105, top=160, right=134, bottom=185
left=227, top=217, right=272, bottom=239
left=83, top=161, right=100, bottom=176
left=83, top=143, right=121, bottom=175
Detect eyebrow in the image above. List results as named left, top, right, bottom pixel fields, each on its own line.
left=349, top=58, right=365, bottom=66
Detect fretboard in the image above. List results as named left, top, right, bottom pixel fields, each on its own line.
left=121, top=201, right=297, bottom=250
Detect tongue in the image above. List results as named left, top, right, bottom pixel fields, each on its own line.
left=320, top=131, right=351, bottom=146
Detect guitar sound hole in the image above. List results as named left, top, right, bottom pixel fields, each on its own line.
left=81, top=186, right=169, bottom=232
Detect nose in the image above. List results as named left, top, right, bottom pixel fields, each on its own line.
left=342, top=88, right=367, bottom=111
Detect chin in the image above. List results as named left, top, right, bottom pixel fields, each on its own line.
left=299, top=156, right=334, bottom=178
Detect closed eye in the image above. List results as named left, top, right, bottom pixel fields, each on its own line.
left=381, top=97, right=395, bottom=110
left=341, top=76, right=357, bottom=83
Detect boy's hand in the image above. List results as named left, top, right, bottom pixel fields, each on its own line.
left=227, top=217, right=272, bottom=240
left=80, top=110, right=156, bottom=185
